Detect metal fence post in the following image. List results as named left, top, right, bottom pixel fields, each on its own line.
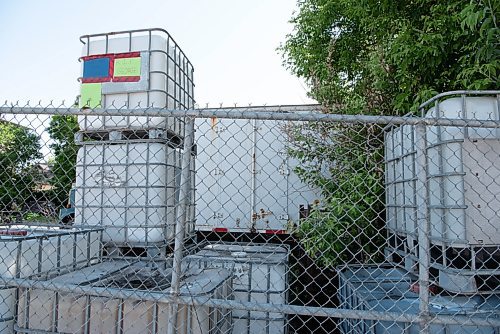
left=167, top=116, right=196, bottom=334
left=415, top=123, right=430, bottom=333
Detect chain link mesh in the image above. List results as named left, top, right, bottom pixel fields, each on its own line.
left=0, top=91, right=499, bottom=334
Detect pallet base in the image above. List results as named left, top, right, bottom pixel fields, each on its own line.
left=75, top=128, right=183, bottom=147
left=386, top=229, right=500, bottom=294
left=103, top=244, right=167, bottom=259
left=385, top=246, right=500, bottom=294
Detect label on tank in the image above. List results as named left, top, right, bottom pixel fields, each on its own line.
left=79, top=52, right=148, bottom=98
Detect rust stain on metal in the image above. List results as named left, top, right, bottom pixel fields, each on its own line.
left=210, top=117, right=218, bottom=140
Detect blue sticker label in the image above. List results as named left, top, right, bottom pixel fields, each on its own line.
left=83, top=58, right=110, bottom=79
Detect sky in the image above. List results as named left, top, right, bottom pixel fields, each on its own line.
left=0, top=0, right=315, bottom=107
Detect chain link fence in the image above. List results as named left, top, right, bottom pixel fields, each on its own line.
left=0, top=91, right=499, bottom=334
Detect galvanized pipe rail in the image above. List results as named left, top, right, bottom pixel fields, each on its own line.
left=2, top=103, right=500, bottom=127
left=2, top=277, right=499, bottom=328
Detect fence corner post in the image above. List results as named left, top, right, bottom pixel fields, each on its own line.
left=415, top=122, right=431, bottom=333
left=167, top=116, right=196, bottom=334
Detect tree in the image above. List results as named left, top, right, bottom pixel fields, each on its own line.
left=281, top=0, right=499, bottom=266
left=0, top=121, right=42, bottom=212
left=282, top=0, right=498, bottom=114
left=47, top=115, right=79, bottom=209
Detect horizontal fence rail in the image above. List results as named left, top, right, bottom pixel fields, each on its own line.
left=2, top=102, right=500, bottom=127
left=1, top=277, right=500, bottom=327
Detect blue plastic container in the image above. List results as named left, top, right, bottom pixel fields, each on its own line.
left=338, top=264, right=500, bottom=334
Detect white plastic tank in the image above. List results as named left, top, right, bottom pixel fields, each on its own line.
left=78, top=28, right=194, bottom=134
left=0, top=225, right=102, bottom=334
left=74, top=141, right=181, bottom=245
left=385, top=123, right=417, bottom=240
left=385, top=94, right=500, bottom=246
left=426, top=96, right=500, bottom=246
left=186, top=243, right=289, bottom=334
left=0, top=286, right=14, bottom=333
left=16, top=260, right=232, bottom=334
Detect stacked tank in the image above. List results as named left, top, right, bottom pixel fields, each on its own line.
left=384, top=92, right=500, bottom=294
left=73, top=28, right=196, bottom=254
left=16, top=261, right=233, bottom=334
left=9, top=29, right=230, bottom=334
left=337, top=92, right=500, bottom=334
left=0, top=225, right=102, bottom=333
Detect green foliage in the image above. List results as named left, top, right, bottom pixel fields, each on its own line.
left=281, top=0, right=499, bottom=114
left=288, top=122, right=385, bottom=266
left=47, top=116, right=79, bottom=209
left=281, top=0, right=499, bottom=266
left=0, top=121, right=42, bottom=211
left=24, top=212, right=51, bottom=223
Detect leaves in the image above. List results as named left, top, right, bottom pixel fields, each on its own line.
left=281, top=0, right=499, bottom=267
left=47, top=116, right=79, bottom=209
left=281, top=0, right=499, bottom=115
left=0, top=121, right=42, bottom=211
left=287, top=123, right=385, bottom=266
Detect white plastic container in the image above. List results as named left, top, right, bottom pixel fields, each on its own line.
left=16, top=261, right=232, bottom=334
left=426, top=96, right=500, bottom=246
left=0, top=225, right=102, bottom=334
left=385, top=95, right=500, bottom=246
left=385, top=123, right=417, bottom=241
left=384, top=94, right=500, bottom=293
left=74, top=141, right=181, bottom=245
left=0, top=286, right=14, bottom=334
left=78, top=29, right=194, bottom=134
left=0, top=226, right=101, bottom=278
left=186, top=244, right=289, bottom=334
left=195, top=118, right=321, bottom=233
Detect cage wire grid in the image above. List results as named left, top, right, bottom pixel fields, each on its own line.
left=0, top=90, right=498, bottom=334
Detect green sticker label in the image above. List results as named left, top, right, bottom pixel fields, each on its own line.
left=114, top=57, right=141, bottom=77
left=79, top=83, right=102, bottom=109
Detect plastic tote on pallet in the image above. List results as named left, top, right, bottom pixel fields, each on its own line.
left=0, top=225, right=102, bottom=334
left=74, top=140, right=182, bottom=245
left=384, top=92, right=500, bottom=293
left=385, top=94, right=500, bottom=246
left=337, top=264, right=500, bottom=334
left=16, top=260, right=232, bottom=334
left=78, top=28, right=194, bottom=134
left=185, top=243, right=289, bottom=334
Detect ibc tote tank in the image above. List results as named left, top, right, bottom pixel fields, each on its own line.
left=0, top=225, right=101, bottom=334
left=185, top=243, right=289, bottom=334
left=16, top=261, right=232, bottom=334
left=78, top=28, right=195, bottom=134
left=385, top=94, right=500, bottom=247
left=74, top=140, right=182, bottom=245
left=384, top=92, right=500, bottom=293
left=338, top=264, right=500, bottom=334
left=425, top=96, right=500, bottom=247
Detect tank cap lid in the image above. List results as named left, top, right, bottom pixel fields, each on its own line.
left=231, top=251, right=247, bottom=258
